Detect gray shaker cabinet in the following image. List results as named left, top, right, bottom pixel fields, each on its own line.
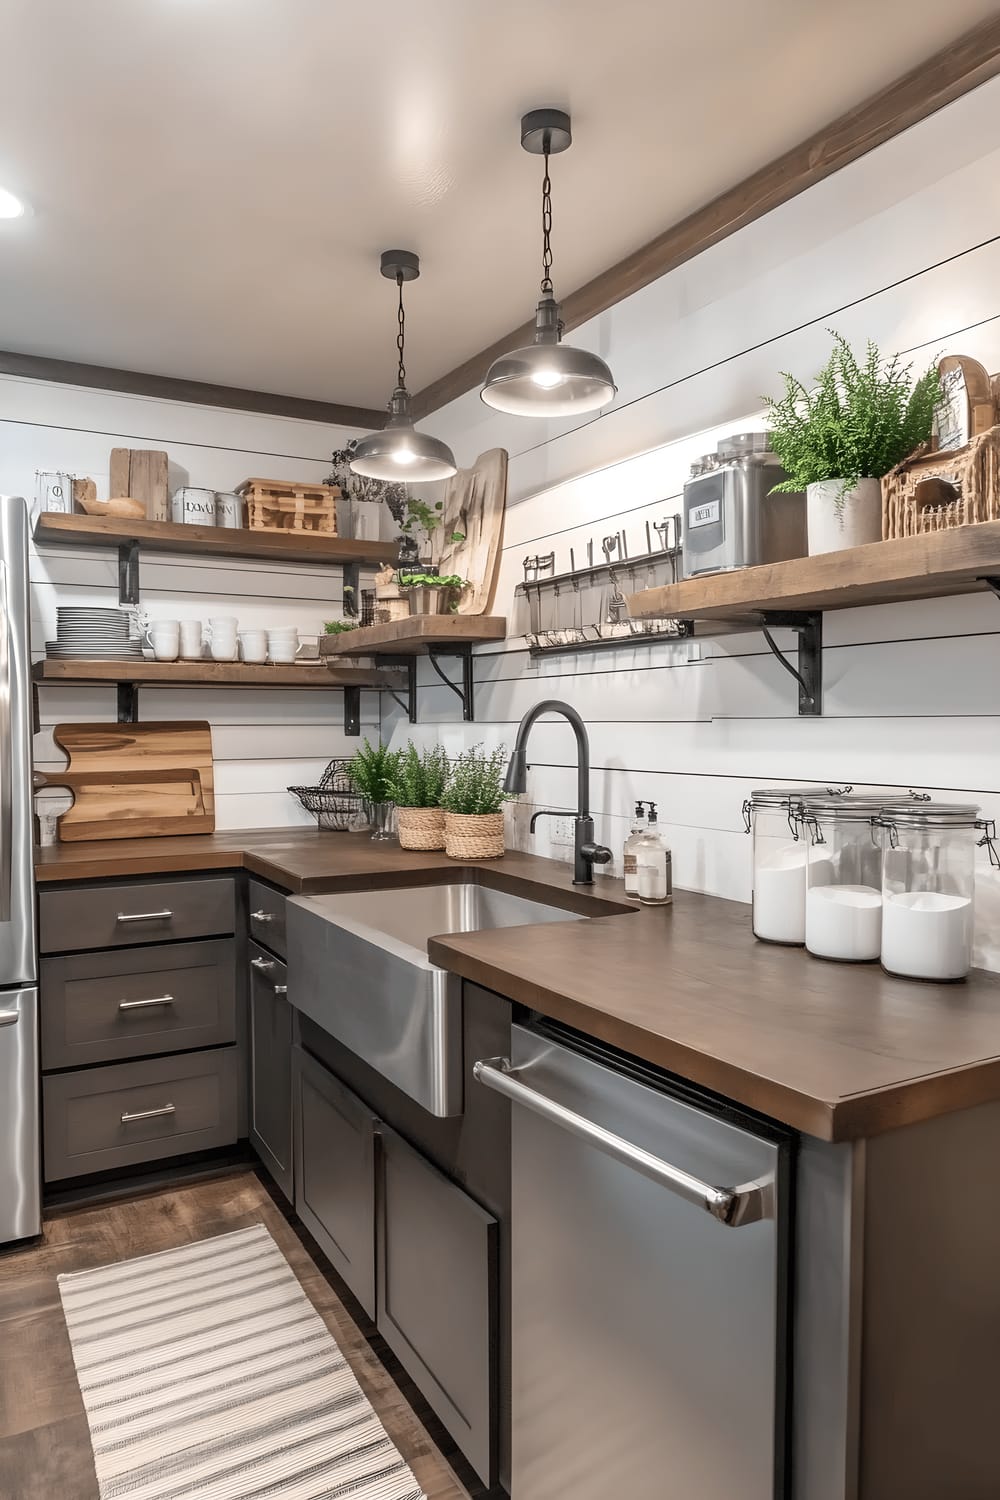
left=248, top=939, right=293, bottom=1202
left=293, top=1043, right=377, bottom=1318
left=377, top=1122, right=498, bottom=1488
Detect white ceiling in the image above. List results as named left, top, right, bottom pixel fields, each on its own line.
left=1, top=0, right=997, bottom=412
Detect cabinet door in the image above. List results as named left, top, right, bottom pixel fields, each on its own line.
left=293, top=1044, right=376, bottom=1318
left=248, top=942, right=292, bottom=1201
left=377, top=1123, right=497, bottom=1487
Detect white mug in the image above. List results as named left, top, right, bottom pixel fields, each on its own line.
left=145, top=620, right=179, bottom=641
left=179, top=620, right=203, bottom=659
left=239, top=631, right=268, bottom=664
left=149, top=632, right=180, bottom=662
left=268, top=632, right=302, bottom=664
left=206, top=616, right=238, bottom=634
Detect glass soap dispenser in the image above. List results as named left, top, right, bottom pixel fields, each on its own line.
left=637, top=803, right=672, bottom=906
left=623, top=801, right=647, bottom=900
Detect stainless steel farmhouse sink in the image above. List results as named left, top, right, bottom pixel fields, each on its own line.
left=286, top=883, right=586, bottom=1116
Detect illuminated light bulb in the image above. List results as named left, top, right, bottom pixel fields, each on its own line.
left=0, top=187, right=26, bottom=219
left=392, top=447, right=416, bottom=465
left=531, top=368, right=564, bottom=389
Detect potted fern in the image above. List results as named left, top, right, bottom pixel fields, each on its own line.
left=389, top=742, right=450, bottom=851
left=347, top=739, right=401, bottom=841
left=441, top=744, right=507, bottom=860
left=763, top=331, right=941, bottom=555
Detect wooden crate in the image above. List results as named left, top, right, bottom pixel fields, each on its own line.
left=237, top=478, right=339, bottom=535
left=882, top=425, right=1000, bottom=540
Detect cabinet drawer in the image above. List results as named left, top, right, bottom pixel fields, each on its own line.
left=40, top=939, right=236, bottom=1070
left=43, top=1048, right=238, bottom=1182
left=39, top=877, right=235, bottom=954
left=378, top=1123, right=497, bottom=1486
left=248, top=879, right=286, bottom=959
left=293, top=1045, right=376, bottom=1318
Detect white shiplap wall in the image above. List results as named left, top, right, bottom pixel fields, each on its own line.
left=0, top=379, right=380, bottom=832
left=386, top=75, right=1000, bottom=972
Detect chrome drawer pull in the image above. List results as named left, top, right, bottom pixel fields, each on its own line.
left=273, top=984, right=288, bottom=996
left=118, top=995, right=174, bottom=1012
left=251, top=956, right=275, bottom=972
left=0, top=1010, right=19, bottom=1027
left=121, top=1103, right=176, bottom=1124
left=250, top=909, right=274, bottom=923
left=116, top=909, right=173, bottom=924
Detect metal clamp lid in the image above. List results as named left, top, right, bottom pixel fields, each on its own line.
left=743, top=784, right=852, bottom=836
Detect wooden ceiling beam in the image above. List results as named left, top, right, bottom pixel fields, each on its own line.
left=410, top=15, right=1000, bottom=420
left=0, top=348, right=386, bottom=431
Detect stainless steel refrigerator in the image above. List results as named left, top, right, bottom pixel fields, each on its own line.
left=0, top=496, right=40, bottom=1244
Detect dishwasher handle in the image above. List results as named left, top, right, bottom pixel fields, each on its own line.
left=473, top=1057, right=773, bottom=1228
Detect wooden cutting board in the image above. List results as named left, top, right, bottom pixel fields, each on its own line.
left=436, top=448, right=507, bottom=614
left=109, top=448, right=170, bottom=522
left=36, top=721, right=215, bottom=841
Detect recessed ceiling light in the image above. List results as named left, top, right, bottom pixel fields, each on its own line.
left=0, top=186, right=26, bottom=220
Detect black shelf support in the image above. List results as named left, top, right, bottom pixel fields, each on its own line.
left=380, top=656, right=418, bottom=722
left=427, top=644, right=475, bottom=722
left=342, top=561, right=360, bottom=617
left=343, top=685, right=361, bottom=737
left=118, top=540, right=140, bottom=607
left=760, top=611, right=823, bottom=716
left=117, top=682, right=139, bottom=723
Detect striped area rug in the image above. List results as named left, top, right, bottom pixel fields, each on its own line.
left=57, top=1223, right=426, bottom=1500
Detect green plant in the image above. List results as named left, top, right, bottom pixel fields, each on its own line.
left=347, top=739, right=401, bottom=802
left=396, top=571, right=467, bottom=589
left=326, top=440, right=407, bottom=512
left=323, top=620, right=356, bottom=635
left=399, top=495, right=465, bottom=561
left=389, top=742, right=450, bottom=808
left=441, top=744, right=507, bottom=816
left=763, top=331, right=941, bottom=502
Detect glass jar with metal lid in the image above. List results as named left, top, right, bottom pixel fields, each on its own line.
left=743, top=785, right=852, bottom=946
left=877, top=803, right=998, bottom=982
left=801, top=793, right=901, bottom=963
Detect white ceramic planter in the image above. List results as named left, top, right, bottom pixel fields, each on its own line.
left=806, top=478, right=883, bottom=555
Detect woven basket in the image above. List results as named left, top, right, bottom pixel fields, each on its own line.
left=397, top=807, right=446, bottom=851
left=881, top=424, right=1000, bottom=540
left=444, top=811, right=505, bottom=861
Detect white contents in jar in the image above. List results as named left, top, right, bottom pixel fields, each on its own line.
left=806, top=884, right=882, bottom=962
left=753, top=843, right=834, bottom=945
left=881, top=890, right=973, bottom=981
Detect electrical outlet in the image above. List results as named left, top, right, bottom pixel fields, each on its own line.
left=548, top=815, right=576, bottom=847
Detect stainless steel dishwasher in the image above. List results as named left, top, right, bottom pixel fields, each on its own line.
left=475, top=1021, right=791, bottom=1499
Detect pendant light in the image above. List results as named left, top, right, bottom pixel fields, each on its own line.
left=351, top=250, right=457, bottom=483
left=481, top=110, right=616, bottom=418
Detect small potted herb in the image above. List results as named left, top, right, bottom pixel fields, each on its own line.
left=397, top=571, right=468, bottom=616
left=441, top=744, right=507, bottom=860
left=347, top=739, right=401, bottom=841
left=763, top=330, right=941, bottom=555
left=389, top=742, right=450, bottom=850
left=323, top=620, right=357, bottom=635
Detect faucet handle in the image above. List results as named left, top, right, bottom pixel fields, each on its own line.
left=581, top=841, right=612, bottom=865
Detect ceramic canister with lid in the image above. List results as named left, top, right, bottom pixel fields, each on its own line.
left=744, top=785, right=851, bottom=946
left=878, top=803, right=998, bottom=982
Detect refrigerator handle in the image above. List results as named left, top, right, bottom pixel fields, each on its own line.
left=473, top=1056, right=774, bottom=1228
left=0, top=560, right=12, bottom=923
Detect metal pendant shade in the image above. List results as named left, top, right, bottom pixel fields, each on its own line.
left=352, top=251, right=457, bottom=483
left=481, top=110, right=616, bottom=418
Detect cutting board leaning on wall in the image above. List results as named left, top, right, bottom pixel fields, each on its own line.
left=35, top=722, right=215, bottom=841
left=434, top=448, right=508, bottom=615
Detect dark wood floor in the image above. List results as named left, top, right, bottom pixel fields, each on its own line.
left=0, top=1169, right=477, bottom=1500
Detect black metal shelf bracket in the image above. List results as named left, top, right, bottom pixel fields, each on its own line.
left=117, top=682, right=139, bottom=723
left=118, top=541, right=140, bottom=607
left=380, top=656, right=418, bottom=722
left=343, top=685, right=361, bottom=736
left=342, top=561, right=360, bottom=618
left=760, top=611, right=823, bottom=716
left=427, top=645, right=475, bottom=722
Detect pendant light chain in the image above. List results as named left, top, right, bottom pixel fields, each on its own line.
left=395, top=271, right=407, bottom=390
left=540, top=149, right=554, bottom=295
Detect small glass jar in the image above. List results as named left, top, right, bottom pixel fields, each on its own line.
left=802, top=795, right=891, bottom=963
left=364, top=799, right=396, bottom=842
left=878, top=804, right=997, bottom=982
left=744, top=786, right=851, bottom=946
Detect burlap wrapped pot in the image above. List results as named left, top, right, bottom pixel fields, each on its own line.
left=444, top=811, right=505, bottom=860
left=396, top=806, right=446, bottom=851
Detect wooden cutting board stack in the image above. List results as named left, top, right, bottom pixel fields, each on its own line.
left=35, top=722, right=215, bottom=841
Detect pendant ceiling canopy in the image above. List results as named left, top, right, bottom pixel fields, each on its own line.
left=351, top=250, right=457, bottom=483
left=481, top=109, right=617, bottom=418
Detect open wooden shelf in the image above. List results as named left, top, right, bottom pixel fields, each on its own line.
left=33, top=512, right=399, bottom=569
left=627, top=522, right=1000, bottom=623
left=32, top=659, right=404, bottom=690
left=321, top=615, right=507, bottom=658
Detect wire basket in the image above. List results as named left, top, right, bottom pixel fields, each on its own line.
left=288, top=759, right=366, bottom=832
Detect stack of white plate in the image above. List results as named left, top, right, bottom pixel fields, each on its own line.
left=46, top=607, right=143, bottom=660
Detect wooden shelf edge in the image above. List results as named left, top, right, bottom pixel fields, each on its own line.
left=31, top=659, right=405, bottom=690
left=33, top=512, right=399, bottom=569
left=627, top=522, right=1000, bottom=621
left=322, top=615, right=508, bottom=657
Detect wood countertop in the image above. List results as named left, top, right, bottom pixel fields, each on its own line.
left=35, top=830, right=1000, bottom=1141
